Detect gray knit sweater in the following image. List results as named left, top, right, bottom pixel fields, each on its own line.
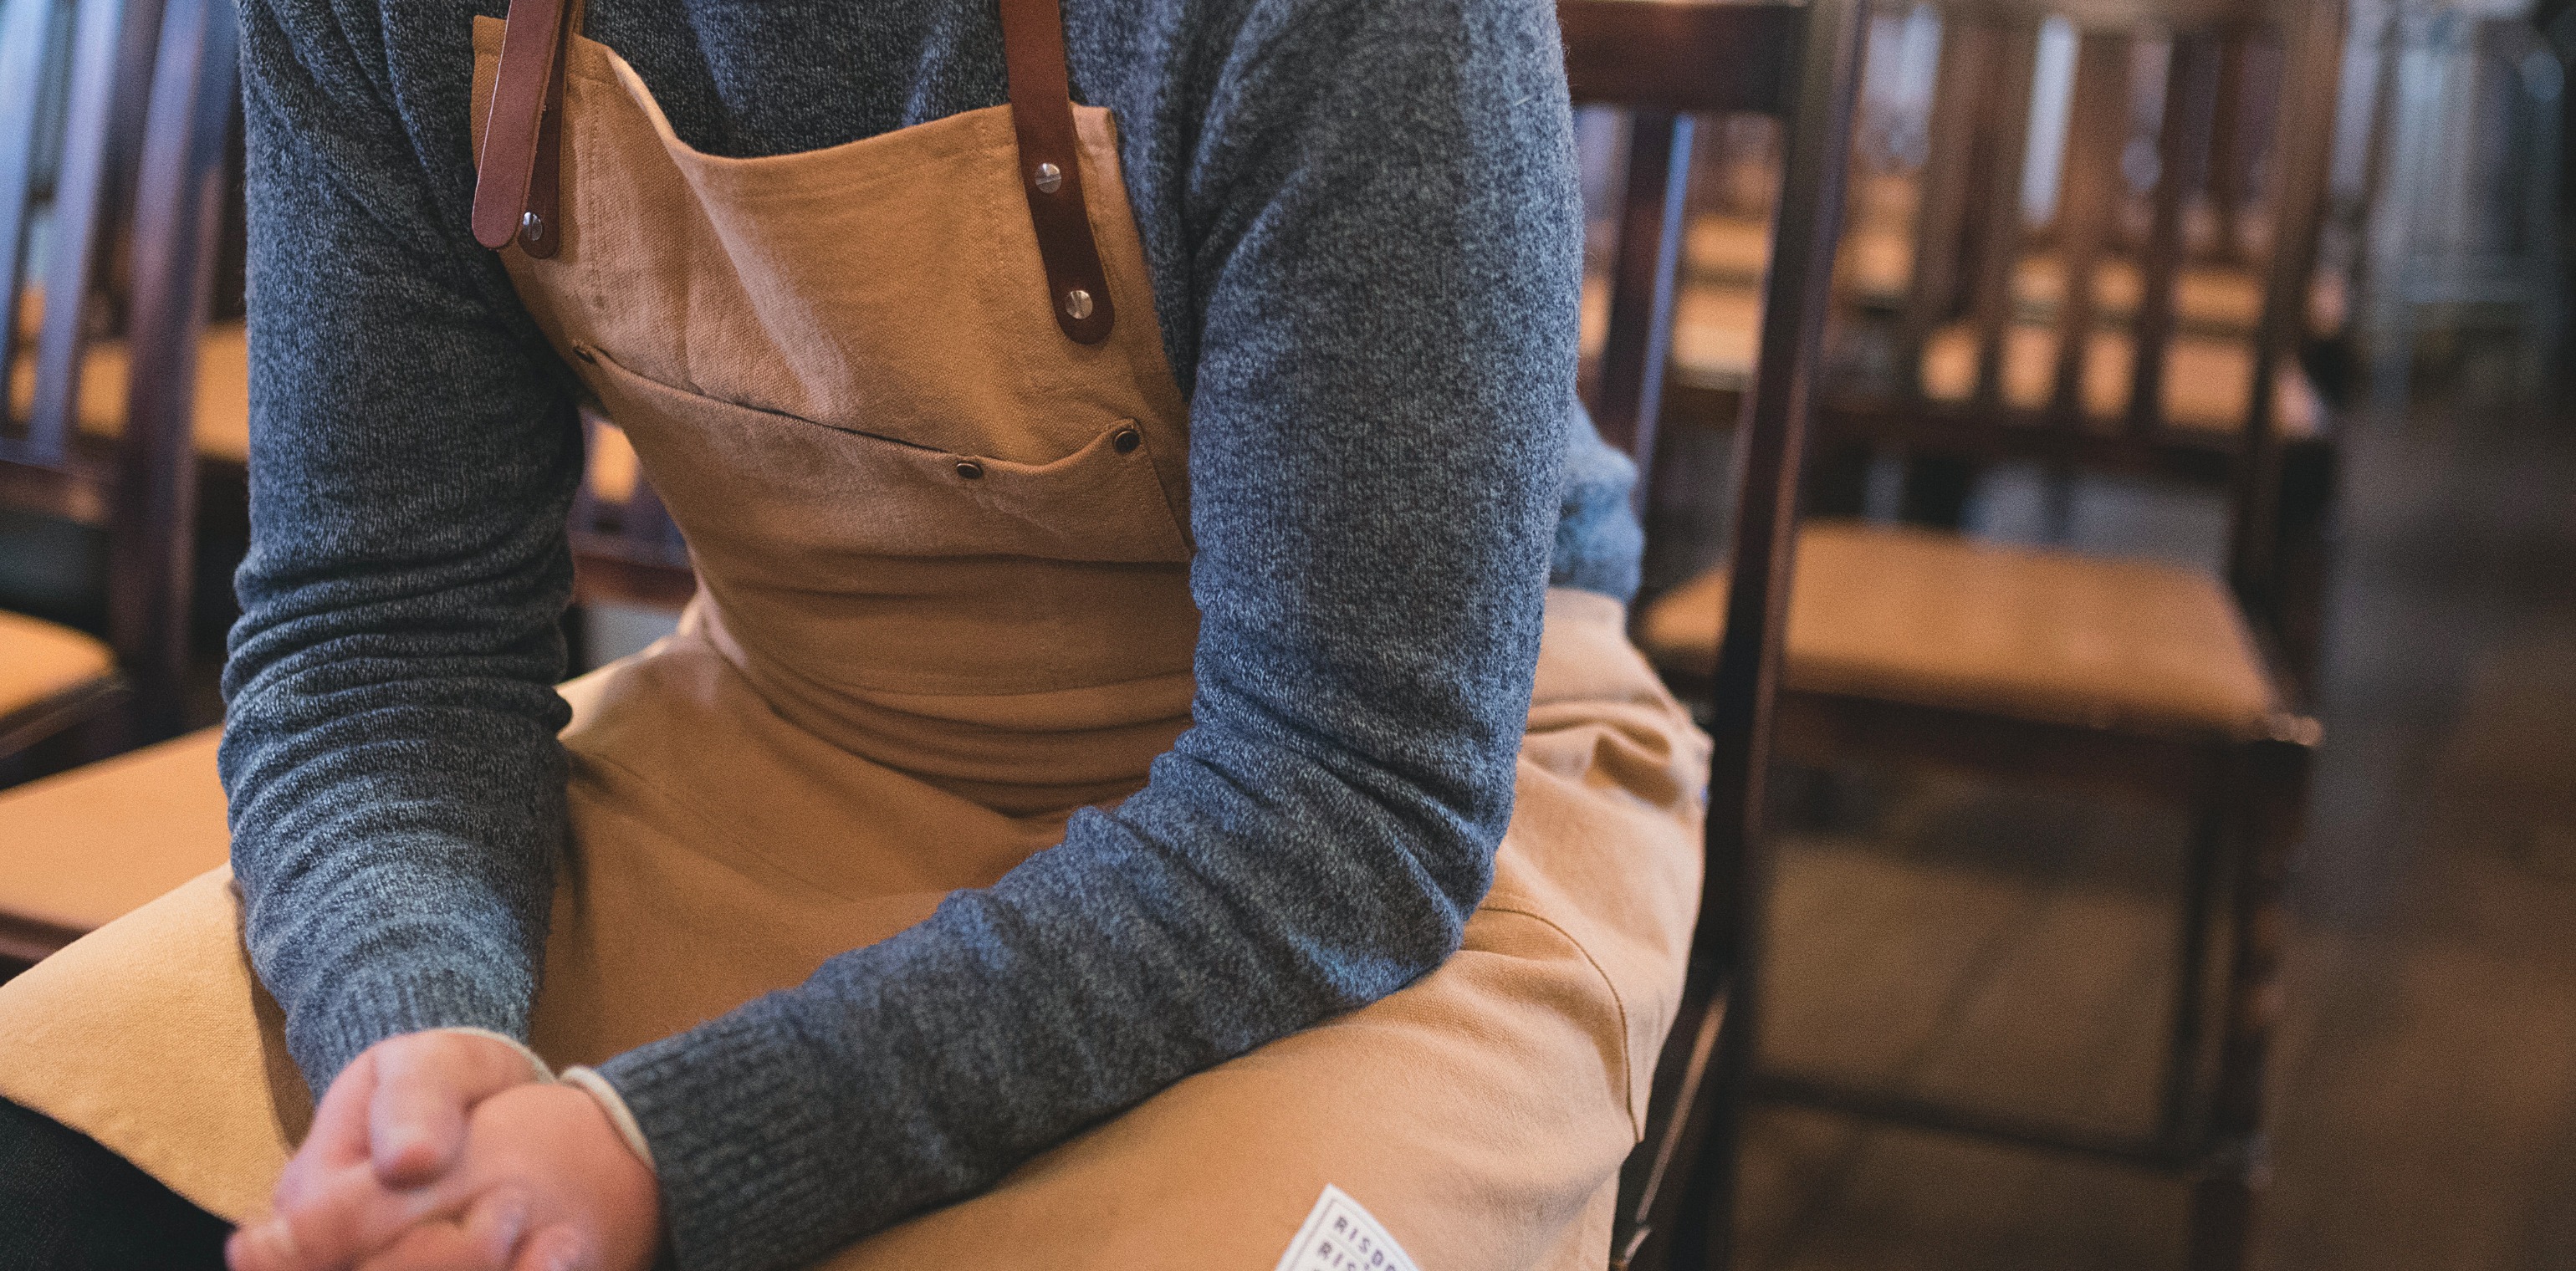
left=222, top=0, right=1638, bottom=1265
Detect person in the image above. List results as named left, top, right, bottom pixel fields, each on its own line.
left=0, top=0, right=1708, bottom=1266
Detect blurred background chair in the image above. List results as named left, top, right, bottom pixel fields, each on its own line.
left=2355, top=2, right=2564, bottom=401
left=1606, top=0, right=2353, bottom=692
left=1602, top=0, right=2339, bottom=1266
left=0, top=0, right=239, bottom=970
left=0, top=0, right=243, bottom=778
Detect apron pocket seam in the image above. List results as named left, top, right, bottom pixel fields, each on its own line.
left=1478, top=901, right=1643, bottom=1142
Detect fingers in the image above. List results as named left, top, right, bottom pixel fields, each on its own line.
left=275, top=1049, right=383, bottom=1213
left=369, top=1032, right=544, bottom=1187
left=353, top=1189, right=534, bottom=1271
left=229, top=1161, right=451, bottom=1271
left=508, top=1224, right=595, bottom=1271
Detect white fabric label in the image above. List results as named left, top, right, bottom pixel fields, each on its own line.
left=1274, top=1184, right=1420, bottom=1271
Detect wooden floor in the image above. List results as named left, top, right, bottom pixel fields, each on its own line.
left=1729, top=369, right=2576, bottom=1269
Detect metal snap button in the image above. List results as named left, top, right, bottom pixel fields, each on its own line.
left=1112, top=427, right=1142, bottom=454
left=954, top=459, right=984, bottom=480
left=1033, top=162, right=1062, bottom=195
left=1062, top=288, right=1094, bottom=320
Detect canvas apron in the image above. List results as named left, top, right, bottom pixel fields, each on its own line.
left=0, top=4, right=1709, bottom=1265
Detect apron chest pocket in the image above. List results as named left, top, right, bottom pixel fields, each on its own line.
left=574, top=342, right=1191, bottom=565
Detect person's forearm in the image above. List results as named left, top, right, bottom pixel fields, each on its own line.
left=598, top=727, right=1505, bottom=1268
left=225, top=0, right=585, bottom=1092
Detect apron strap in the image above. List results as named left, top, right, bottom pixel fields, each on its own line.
left=999, top=0, right=1116, bottom=345
left=470, top=0, right=1114, bottom=346
left=471, top=0, right=575, bottom=257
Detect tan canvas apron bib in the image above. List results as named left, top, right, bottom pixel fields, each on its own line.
left=0, top=5, right=1709, bottom=1265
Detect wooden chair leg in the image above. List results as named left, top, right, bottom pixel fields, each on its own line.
left=2188, top=1153, right=2261, bottom=1271
left=1669, top=984, right=1754, bottom=1271
left=2159, top=794, right=2228, bottom=1147
left=2186, top=734, right=2312, bottom=1271
left=1616, top=970, right=1741, bottom=1271
left=2270, top=440, right=2338, bottom=700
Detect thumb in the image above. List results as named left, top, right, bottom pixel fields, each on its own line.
left=369, top=1031, right=547, bottom=1187
left=273, top=1048, right=381, bottom=1213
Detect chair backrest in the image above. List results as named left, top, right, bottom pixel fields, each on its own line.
left=1562, top=0, right=1868, bottom=1264
left=1869, top=0, right=2347, bottom=602
left=0, top=0, right=239, bottom=735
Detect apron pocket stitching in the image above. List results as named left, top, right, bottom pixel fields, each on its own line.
left=1477, top=901, right=1642, bottom=1141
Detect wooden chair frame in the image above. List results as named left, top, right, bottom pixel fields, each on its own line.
left=0, top=0, right=239, bottom=756
left=1829, top=0, right=2347, bottom=686
left=1609, top=2, right=2335, bottom=1267
left=1564, top=0, right=1868, bottom=1266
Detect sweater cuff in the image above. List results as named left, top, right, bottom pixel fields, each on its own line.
left=431, top=1027, right=556, bottom=1084
left=560, top=1065, right=657, bottom=1171
left=283, top=966, right=534, bottom=1095
left=596, top=1003, right=848, bottom=1271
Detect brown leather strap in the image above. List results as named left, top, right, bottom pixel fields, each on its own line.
left=999, top=0, right=1114, bottom=344
left=472, top=0, right=1111, bottom=337
left=519, top=0, right=575, bottom=258
left=471, top=0, right=572, bottom=254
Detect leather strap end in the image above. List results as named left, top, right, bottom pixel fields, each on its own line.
left=472, top=0, right=570, bottom=253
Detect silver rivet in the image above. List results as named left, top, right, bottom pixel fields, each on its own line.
left=1062, top=288, right=1094, bottom=320
left=1033, top=162, right=1062, bottom=194
left=520, top=211, right=544, bottom=241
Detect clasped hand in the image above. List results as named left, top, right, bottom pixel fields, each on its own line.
left=227, top=1030, right=662, bottom=1271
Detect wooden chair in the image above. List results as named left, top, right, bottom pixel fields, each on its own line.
left=2356, top=7, right=2564, bottom=401
left=1628, top=0, right=2347, bottom=681
left=0, top=0, right=240, bottom=767
left=1628, top=1, right=2336, bottom=1266
left=1830, top=0, right=2343, bottom=684
left=1850, top=0, right=2341, bottom=461
left=0, top=0, right=238, bottom=974
left=1561, top=0, right=1868, bottom=1266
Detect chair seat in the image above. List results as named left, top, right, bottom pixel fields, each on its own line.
left=6, top=320, right=250, bottom=465
left=0, top=610, right=115, bottom=722
left=1685, top=216, right=1914, bottom=309
left=0, top=727, right=227, bottom=955
left=1639, top=521, right=2286, bottom=736
left=2011, top=253, right=2267, bottom=333
left=1580, top=278, right=1767, bottom=392
left=1918, top=320, right=2324, bottom=439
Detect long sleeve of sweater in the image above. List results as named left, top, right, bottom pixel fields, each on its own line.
left=222, top=0, right=1620, bottom=1266
left=222, top=0, right=581, bottom=1087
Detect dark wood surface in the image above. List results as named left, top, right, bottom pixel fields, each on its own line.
left=1558, top=1, right=1804, bottom=119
